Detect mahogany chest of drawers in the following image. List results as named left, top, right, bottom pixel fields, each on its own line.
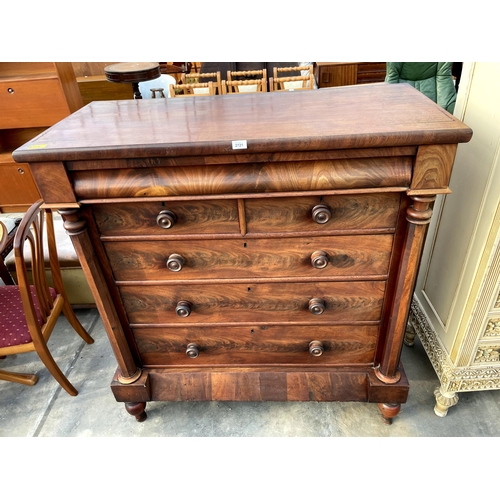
left=13, top=84, right=472, bottom=423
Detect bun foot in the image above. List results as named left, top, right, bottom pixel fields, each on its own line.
left=125, top=402, right=147, bottom=422
left=378, top=403, right=401, bottom=425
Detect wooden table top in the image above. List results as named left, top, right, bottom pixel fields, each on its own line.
left=13, top=84, right=472, bottom=163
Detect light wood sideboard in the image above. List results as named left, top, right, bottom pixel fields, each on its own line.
left=13, top=84, right=472, bottom=423
left=0, top=62, right=82, bottom=213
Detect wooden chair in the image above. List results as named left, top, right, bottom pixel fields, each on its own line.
left=0, top=220, right=9, bottom=283
left=270, top=65, right=315, bottom=91
left=169, top=81, right=216, bottom=97
left=0, top=200, right=94, bottom=395
left=223, top=69, right=267, bottom=93
left=0, top=217, right=21, bottom=285
left=181, top=71, right=222, bottom=95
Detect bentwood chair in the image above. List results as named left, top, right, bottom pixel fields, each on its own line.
left=0, top=200, right=94, bottom=395
left=0, top=216, right=22, bottom=285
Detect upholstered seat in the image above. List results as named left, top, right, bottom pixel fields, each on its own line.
left=0, top=201, right=94, bottom=394
left=0, top=285, right=57, bottom=348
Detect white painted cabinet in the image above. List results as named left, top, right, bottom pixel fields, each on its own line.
left=408, top=62, right=500, bottom=416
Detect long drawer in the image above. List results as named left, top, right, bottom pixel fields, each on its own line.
left=92, top=192, right=401, bottom=238
left=119, top=281, right=386, bottom=325
left=105, top=234, right=394, bottom=281
left=133, top=324, right=379, bottom=366
left=71, top=156, right=412, bottom=199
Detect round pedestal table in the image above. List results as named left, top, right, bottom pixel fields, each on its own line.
left=104, top=62, right=161, bottom=99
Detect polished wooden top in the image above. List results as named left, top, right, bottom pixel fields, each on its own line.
left=104, top=62, right=161, bottom=84
left=13, top=84, right=472, bottom=163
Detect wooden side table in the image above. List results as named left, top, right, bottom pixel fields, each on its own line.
left=105, top=63, right=161, bottom=99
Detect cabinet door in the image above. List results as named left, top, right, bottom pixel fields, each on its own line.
left=0, top=159, right=41, bottom=211
left=317, top=64, right=357, bottom=88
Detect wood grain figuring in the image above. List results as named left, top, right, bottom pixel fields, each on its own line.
left=65, top=147, right=418, bottom=171
left=120, top=281, right=386, bottom=325
left=148, top=369, right=370, bottom=402
left=92, top=200, right=240, bottom=237
left=104, top=234, right=393, bottom=281
left=61, top=210, right=141, bottom=379
left=411, top=143, right=458, bottom=191
left=245, top=193, right=401, bottom=233
left=237, top=198, right=247, bottom=235
left=29, top=162, right=78, bottom=205
left=13, top=85, right=472, bottom=164
left=133, top=324, right=379, bottom=366
left=13, top=82, right=472, bottom=422
left=71, top=157, right=412, bottom=199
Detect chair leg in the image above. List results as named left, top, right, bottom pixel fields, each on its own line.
left=0, top=369, right=38, bottom=386
left=61, top=301, right=95, bottom=345
left=36, top=343, right=78, bottom=396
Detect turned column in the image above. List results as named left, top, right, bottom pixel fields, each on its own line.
left=59, top=207, right=142, bottom=384
left=375, top=195, right=436, bottom=384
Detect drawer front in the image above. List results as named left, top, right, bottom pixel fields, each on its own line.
left=120, top=281, right=386, bottom=325
left=134, top=324, right=379, bottom=366
left=245, top=193, right=401, bottom=233
left=92, top=200, right=240, bottom=237
left=71, top=156, right=412, bottom=199
left=0, top=79, right=70, bottom=129
left=105, top=234, right=393, bottom=281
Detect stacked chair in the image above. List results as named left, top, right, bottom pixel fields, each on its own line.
left=222, top=69, right=268, bottom=94
left=269, top=64, right=315, bottom=91
left=159, top=64, right=318, bottom=98
left=181, top=71, right=223, bottom=95
left=169, top=81, right=216, bottom=97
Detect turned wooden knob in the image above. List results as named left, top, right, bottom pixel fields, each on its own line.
left=309, top=340, right=324, bottom=357
left=175, top=300, right=192, bottom=317
left=167, top=253, right=184, bottom=272
left=311, top=204, right=332, bottom=224
left=156, top=210, right=177, bottom=229
left=311, top=250, right=329, bottom=269
left=186, top=343, right=199, bottom=358
left=308, top=298, right=325, bottom=315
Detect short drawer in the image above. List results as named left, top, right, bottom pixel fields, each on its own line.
left=120, top=281, right=386, bottom=325
left=105, top=234, right=393, bottom=281
left=245, top=193, right=401, bottom=234
left=134, top=324, right=379, bottom=366
left=92, top=200, right=240, bottom=237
